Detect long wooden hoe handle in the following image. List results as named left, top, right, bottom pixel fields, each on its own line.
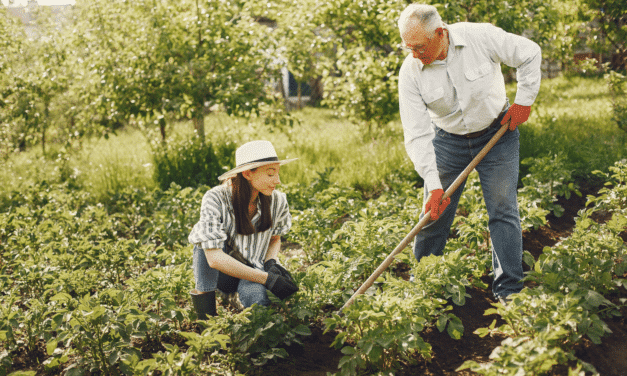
left=339, top=122, right=511, bottom=313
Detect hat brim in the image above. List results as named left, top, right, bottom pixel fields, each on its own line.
left=218, top=158, right=298, bottom=181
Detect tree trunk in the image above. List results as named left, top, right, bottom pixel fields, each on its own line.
left=297, top=81, right=302, bottom=109
left=42, top=101, right=50, bottom=155
left=159, top=118, right=166, bottom=142
left=192, top=109, right=205, bottom=142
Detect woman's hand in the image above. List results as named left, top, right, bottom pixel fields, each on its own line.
left=265, top=271, right=299, bottom=300
left=264, top=259, right=294, bottom=281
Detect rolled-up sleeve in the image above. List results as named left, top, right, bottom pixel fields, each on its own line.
left=271, top=191, right=292, bottom=236
left=188, top=189, right=227, bottom=250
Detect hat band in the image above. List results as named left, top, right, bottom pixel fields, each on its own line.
left=237, top=156, right=279, bottom=168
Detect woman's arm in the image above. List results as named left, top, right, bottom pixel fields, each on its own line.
left=204, top=248, right=268, bottom=285
left=264, top=235, right=281, bottom=262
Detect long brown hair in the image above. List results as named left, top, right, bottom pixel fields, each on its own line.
left=230, top=171, right=272, bottom=235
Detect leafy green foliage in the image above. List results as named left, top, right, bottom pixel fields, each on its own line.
left=519, top=153, right=581, bottom=217
left=578, top=0, right=627, bottom=71
left=150, top=136, right=235, bottom=191
left=606, top=71, right=627, bottom=133
left=463, top=160, right=627, bottom=375
left=1, top=134, right=625, bottom=375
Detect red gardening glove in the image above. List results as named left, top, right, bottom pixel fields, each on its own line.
left=425, top=188, right=450, bottom=221
left=501, top=104, right=531, bottom=131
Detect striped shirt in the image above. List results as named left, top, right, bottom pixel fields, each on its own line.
left=188, top=184, right=292, bottom=269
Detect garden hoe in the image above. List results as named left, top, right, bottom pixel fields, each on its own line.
left=339, top=121, right=511, bottom=313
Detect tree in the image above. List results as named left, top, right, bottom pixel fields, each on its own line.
left=579, top=0, right=627, bottom=71
left=0, top=5, right=68, bottom=156
left=0, top=5, right=25, bottom=158
left=315, top=0, right=406, bottom=136
left=299, top=0, right=581, bottom=135
left=68, top=0, right=280, bottom=142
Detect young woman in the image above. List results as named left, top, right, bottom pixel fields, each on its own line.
left=188, top=140, right=299, bottom=319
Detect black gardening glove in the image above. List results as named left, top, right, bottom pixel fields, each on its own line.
left=264, top=259, right=294, bottom=282
left=265, top=272, right=299, bottom=300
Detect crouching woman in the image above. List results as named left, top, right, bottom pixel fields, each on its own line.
left=188, top=140, right=299, bottom=319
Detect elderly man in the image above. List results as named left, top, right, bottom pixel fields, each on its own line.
left=397, top=3, right=541, bottom=303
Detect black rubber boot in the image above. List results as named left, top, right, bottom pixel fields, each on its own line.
left=190, top=290, right=217, bottom=319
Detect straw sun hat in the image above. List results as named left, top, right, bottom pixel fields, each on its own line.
left=218, top=140, right=297, bottom=181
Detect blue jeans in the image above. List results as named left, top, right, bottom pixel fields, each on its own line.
left=413, top=125, right=523, bottom=299
left=193, top=245, right=271, bottom=307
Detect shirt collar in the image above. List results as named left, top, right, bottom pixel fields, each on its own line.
left=416, top=23, right=466, bottom=71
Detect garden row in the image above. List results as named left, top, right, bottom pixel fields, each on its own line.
left=0, top=156, right=624, bottom=375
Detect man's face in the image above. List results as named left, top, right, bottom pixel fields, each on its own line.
left=402, top=21, right=444, bottom=65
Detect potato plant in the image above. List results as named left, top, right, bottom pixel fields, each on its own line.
left=0, top=158, right=625, bottom=376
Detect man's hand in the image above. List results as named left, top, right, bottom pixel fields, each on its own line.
left=425, top=188, right=450, bottom=221
left=501, top=104, right=531, bottom=131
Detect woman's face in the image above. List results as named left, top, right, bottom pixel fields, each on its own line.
left=244, top=163, right=281, bottom=197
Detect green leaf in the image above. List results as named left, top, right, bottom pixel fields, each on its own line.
left=46, top=340, right=58, bottom=356
left=65, top=366, right=85, bottom=376
left=523, top=251, right=535, bottom=267
left=369, top=344, right=383, bottom=363
left=341, top=346, right=356, bottom=355
left=446, top=316, right=464, bottom=340
left=293, top=324, right=312, bottom=336
left=474, top=327, right=491, bottom=338
left=436, top=315, right=448, bottom=332
left=586, top=290, right=609, bottom=307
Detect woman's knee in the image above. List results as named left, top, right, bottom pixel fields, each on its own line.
left=238, top=282, right=270, bottom=307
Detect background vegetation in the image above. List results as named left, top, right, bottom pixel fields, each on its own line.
left=1, top=0, right=626, bottom=375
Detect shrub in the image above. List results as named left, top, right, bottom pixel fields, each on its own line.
left=150, top=136, right=235, bottom=190
left=606, top=70, right=627, bottom=133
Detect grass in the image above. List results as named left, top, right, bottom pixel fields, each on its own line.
left=77, top=129, right=156, bottom=197
left=216, top=107, right=414, bottom=191
left=1, top=75, right=625, bottom=203
left=516, top=75, right=626, bottom=181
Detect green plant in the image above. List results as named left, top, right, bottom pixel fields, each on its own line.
left=150, top=136, right=235, bottom=191
left=224, top=305, right=311, bottom=370
left=606, top=71, right=627, bottom=133
left=519, top=153, right=581, bottom=217
left=457, top=333, right=598, bottom=375
left=324, top=292, right=436, bottom=375
left=47, top=290, right=143, bottom=376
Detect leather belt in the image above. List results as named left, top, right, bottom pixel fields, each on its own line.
left=455, top=105, right=509, bottom=139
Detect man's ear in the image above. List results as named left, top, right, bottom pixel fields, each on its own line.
left=435, top=27, right=445, bottom=37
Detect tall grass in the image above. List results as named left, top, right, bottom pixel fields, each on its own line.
left=209, top=107, right=415, bottom=192
left=2, top=75, right=624, bottom=203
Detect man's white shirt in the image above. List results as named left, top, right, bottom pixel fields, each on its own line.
left=398, top=22, right=542, bottom=191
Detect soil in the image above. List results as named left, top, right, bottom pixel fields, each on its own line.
left=261, top=181, right=627, bottom=376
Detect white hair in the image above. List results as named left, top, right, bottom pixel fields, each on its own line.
left=398, top=3, right=443, bottom=38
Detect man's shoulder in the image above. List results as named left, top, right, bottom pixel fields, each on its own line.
left=448, top=22, right=501, bottom=42
left=400, top=53, right=422, bottom=75
left=449, top=22, right=498, bottom=32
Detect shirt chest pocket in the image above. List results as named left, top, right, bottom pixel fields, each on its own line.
left=422, top=86, right=449, bottom=117
left=464, top=62, right=493, bottom=97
